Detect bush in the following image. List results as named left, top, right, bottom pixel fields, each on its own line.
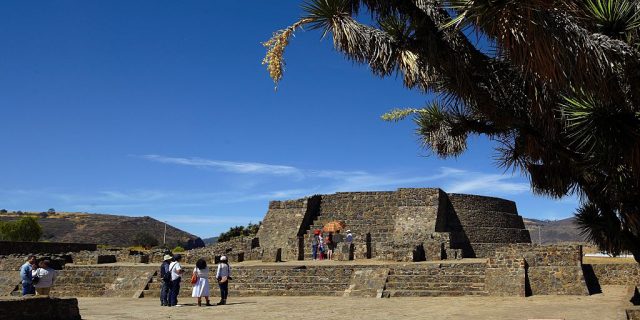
left=172, top=246, right=185, bottom=253
left=0, top=217, right=42, bottom=241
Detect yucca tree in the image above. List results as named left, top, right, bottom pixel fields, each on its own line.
left=262, top=0, right=640, bottom=263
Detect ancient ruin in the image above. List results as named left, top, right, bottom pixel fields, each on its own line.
left=0, top=188, right=639, bottom=319
left=257, top=188, right=532, bottom=262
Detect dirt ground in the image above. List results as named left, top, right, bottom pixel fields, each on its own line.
left=78, top=285, right=632, bottom=320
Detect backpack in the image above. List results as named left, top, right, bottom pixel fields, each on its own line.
left=163, top=263, right=174, bottom=282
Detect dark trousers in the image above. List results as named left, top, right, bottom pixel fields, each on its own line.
left=169, top=278, right=181, bottom=306
left=22, top=282, right=35, bottom=296
left=311, top=245, right=318, bottom=259
left=160, top=280, right=170, bottom=305
left=218, top=281, right=228, bottom=301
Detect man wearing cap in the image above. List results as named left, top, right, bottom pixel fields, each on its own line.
left=159, top=254, right=172, bottom=306
left=345, top=230, right=354, bottom=260
left=168, top=254, right=185, bottom=307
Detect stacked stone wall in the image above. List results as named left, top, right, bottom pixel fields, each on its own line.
left=257, top=199, right=311, bottom=261
left=384, top=262, right=488, bottom=297
left=319, top=192, right=397, bottom=219
left=446, top=194, right=531, bottom=257
left=393, top=188, right=441, bottom=245
left=485, top=251, right=526, bottom=296
left=589, top=263, right=640, bottom=286
left=52, top=265, right=156, bottom=297
left=486, top=244, right=588, bottom=296
left=0, top=241, right=96, bottom=255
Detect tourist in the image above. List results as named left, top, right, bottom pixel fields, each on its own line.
left=334, top=230, right=343, bottom=259
left=191, top=258, right=212, bottom=307
left=326, top=233, right=334, bottom=260
left=317, top=232, right=325, bottom=260
left=168, top=254, right=184, bottom=307
left=216, top=255, right=231, bottom=305
left=159, top=254, right=172, bottom=306
left=19, top=255, right=36, bottom=296
left=32, top=260, right=57, bottom=296
left=311, top=229, right=320, bottom=260
left=346, top=230, right=354, bottom=260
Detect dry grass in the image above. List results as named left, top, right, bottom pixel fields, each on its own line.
left=583, top=256, right=637, bottom=264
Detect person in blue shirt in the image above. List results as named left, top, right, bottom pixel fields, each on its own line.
left=19, top=255, right=36, bottom=296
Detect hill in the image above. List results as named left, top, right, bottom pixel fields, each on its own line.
left=523, top=217, right=586, bottom=244
left=203, top=236, right=218, bottom=245
left=0, top=211, right=203, bottom=248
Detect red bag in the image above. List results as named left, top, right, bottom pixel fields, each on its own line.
left=190, top=273, right=198, bottom=284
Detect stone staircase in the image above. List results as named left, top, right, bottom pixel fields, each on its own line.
left=382, top=263, right=488, bottom=297
left=140, top=265, right=354, bottom=298
left=53, top=267, right=122, bottom=297
left=51, top=265, right=155, bottom=298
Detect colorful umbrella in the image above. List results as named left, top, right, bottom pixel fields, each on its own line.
left=322, top=221, right=346, bottom=233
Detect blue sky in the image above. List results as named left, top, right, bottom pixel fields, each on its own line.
left=0, top=1, right=579, bottom=239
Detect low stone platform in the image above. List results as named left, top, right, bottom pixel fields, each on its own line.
left=0, top=296, right=81, bottom=320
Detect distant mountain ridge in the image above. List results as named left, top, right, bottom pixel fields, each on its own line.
left=0, top=211, right=203, bottom=248
left=523, top=217, right=586, bottom=244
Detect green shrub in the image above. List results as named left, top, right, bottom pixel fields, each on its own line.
left=0, top=217, right=42, bottom=241
left=172, top=246, right=185, bottom=253
left=217, top=221, right=261, bottom=243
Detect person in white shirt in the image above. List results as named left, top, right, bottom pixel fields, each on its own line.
left=215, top=255, right=231, bottom=305
left=32, top=260, right=57, bottom=296
left=168, top=254, right=184, bottom=307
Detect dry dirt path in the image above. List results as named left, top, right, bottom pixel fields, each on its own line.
left=78, top=286, right=630, bottom=320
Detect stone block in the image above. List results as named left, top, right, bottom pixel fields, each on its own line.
left=97, top=255, right=117, bottom=264
left=262, top=248, right=282, bottom=262
left=0, top=296, right=81, bottom=320
left=343, top=268, right=389, bottom=298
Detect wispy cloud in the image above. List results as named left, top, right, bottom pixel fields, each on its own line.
left=140, top=154, right=302, bottom=176
left=138, top=154, right=530, bottom=196
left=155, top=214, right=264, bottom=225
left=445, top=172, right=530, bottom=195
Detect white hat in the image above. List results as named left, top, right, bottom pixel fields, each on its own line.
left=220, top=255, right=228, bottom=261
left=346, top=230, right=351, bottom=233
left=163, top=254, right=173, bottom=261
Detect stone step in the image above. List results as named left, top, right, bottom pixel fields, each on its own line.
left=384, top=282, right=486, bottom=291
left=231, top=269, right=354, bottom=277
left=385, top=274, right=485, bottom=282
left=141, top=288, right=344, bottom=298
left=384, top=289, right=489, bottom=297
left=388, top=266, right=486, bottom=276
left=228, top=284, right=348, bottom=291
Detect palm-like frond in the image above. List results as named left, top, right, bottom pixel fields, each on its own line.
left=560, top=90, right=640, bottom=169
left=412, top=101, right=469, bottom=158
left=575, top=202, right=624, bottom=255
left=586, top=0, right=640, bottom=42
